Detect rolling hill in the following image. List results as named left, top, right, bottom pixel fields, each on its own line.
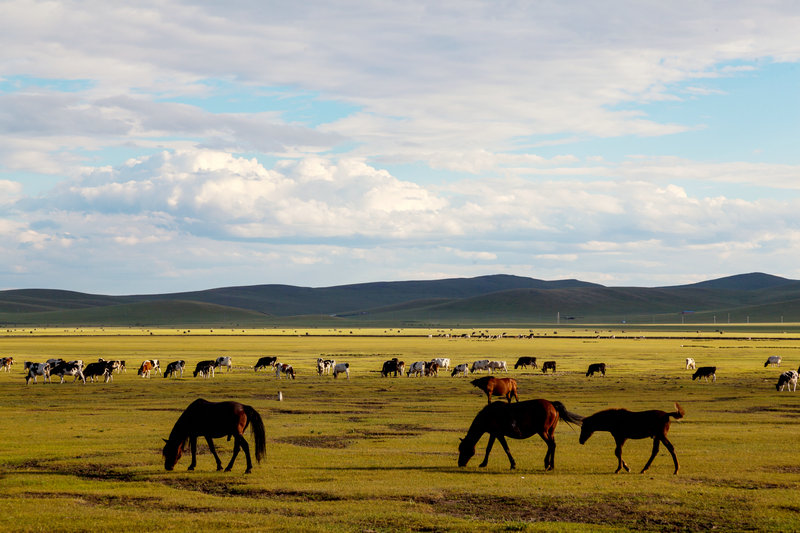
left=1, top=272, right=799, bottom=326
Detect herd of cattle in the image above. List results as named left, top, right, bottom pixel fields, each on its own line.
left=1, top=353, right=797, bottom=391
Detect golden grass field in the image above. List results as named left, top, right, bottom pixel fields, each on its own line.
left=2, top=326, right=800, bottom=531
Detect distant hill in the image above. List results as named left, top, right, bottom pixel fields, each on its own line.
left=1, top=272, right=799, bottom=326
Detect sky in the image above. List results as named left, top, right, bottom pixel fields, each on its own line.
left=2, top=1, right=800, bottom=294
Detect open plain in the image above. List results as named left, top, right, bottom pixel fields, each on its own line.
left=2, top=327, right=800, bottom=531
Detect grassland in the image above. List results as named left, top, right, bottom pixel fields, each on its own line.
left=2, top=327, right=800, bottom=531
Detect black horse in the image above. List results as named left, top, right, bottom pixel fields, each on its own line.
left=458, top=399, right=583, bottom=471
left=162, top=398, right=266, bottom=474
left=579, top=403, right=685, bottom=474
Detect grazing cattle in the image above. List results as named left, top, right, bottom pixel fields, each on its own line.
left=138, top=360, right=154, bottom=378
left=692, top=366, right=716, bottom=382
left=316, top=358, right=335, bottom=376
left=471, top=360, right=491, bottom=373
left=254, top=356, right=277, bottom=372
left=84, top=361, right=114, bottom=383
left=451, top=363, right=470, bottom=377
left=776, top=370, right=798, bottom=392
left=1, top=356, right=13, bottom=371
left=685, top=358, right=696, bottom=370
left=215, top=356, right=233, bottom=372
left=150, top=359, right=161, bottom=375
left=458, top=399, right=583, bottom=471
left=471, top=376, right=519, bottom=405
left=164, top=360, right=186, bottom=378
left=193, top=360, right=217, bottom=378
left=332, top=362, right=350, bottom=379
left=407, top=361, right=426, bottom=377
left=579, top=403, right=685, bottom=474
left=69, top=359, right=84, bottom=371
left=542, top=361, right=557, bottom=374
left=116, top=360, right=126, bottom=373
left=25, top=362, right=50, bottom=385
left=46, top=358, right=65, bottom=369
left=514, top=357, right=537, bottom=370
left=381, top=358, right=405, bottom=377
left=431, top=358, right=450, bottom=370
left=275, top=363, right=296, bottom=379
left=50, top=361, right=86, bottom=384
left=488, top=361, right=508, bottom=373
left=162, top=399, right=266, bottom=474
left=425, top=361, right=440, bottom=377
left=764, top=356, right=782, bottom=368
left=586, top=363, right=606, bottom=377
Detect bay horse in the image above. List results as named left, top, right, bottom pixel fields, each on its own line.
left=471, top=376, right=519, bottom=405
left=162, top=398, right=266, bottom=474
left=579, top=403, right=685, bottom=474
left=458, top=399, right=584, bottom=470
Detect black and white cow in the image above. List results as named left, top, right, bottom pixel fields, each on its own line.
left=470, top=360, right=490, bottom=373
left=316, top=358, right=335, bottom=375
left=163, top=360, right=185, bottom=378
left=451, top=363, right=469, bottom=377
left=193, top=360, right=216, bottom=378
left=764, top=356, right=782, bottom=368
left=50, top=361, right=86, bottom=384
left=215, top=356, right=232, bottom=372
left=692, top=366, right=716, bottom=382
left=407, top=361, right=426, bottom=377
left=776, top=370, right=798, bottom=392
left=254, top=356, right=278, bottom=372
left=25, top=362, right=50, bottom=385
left=333, top=362, right=350, bottom=379
left=84, top=361, right=115, bottom=383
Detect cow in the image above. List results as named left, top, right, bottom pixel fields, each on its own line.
left=1, top=356, right=13, bottom=371
left=46, top=358, right=65, bottom=369
left=84, top=361, right=115, bottom=383
left=138, top=360, right=153, bottom=378
left=381, top=358, right=405, bottom=377
left=685, top=357, right=696, bottom=370
left=193, top=360, right=216, bottom=378
left=514, top=356, right=537, bottom=369
left=451, top=363, right=470, bottom=377
left=69, top=359, right=84, bottom=371
left=586, top=363, right=606, bottom=377
left=487, top=361, right=508, bottom=373
left=215, top=356, right=232, bottom=372
left=692, top=366, right=716, bottom=382
left=316, top=358, right=335, bottom=375
left=431, top=358, right=450, bottom=370
left=776, top=370, right=799, bottom=392
left=275, top=363, right=296, bottom=379
left=764, top=356, right=782, bottom=368
left=470, top=360, right=490, bottom=373
left=50, top=361, right=86, bottom=384
left=333, top=362, right=350, bottom=379
left=407, top=361, right=426, bottom=377
left=542, top=361, right=557, bottom=374
left=163, top=360, right=185, bottom=378
left=425, top=361, right=440, bottom=377
left=149, top=359, right=161, bottom=375
left=254, top=356, right=277, bottom=372
left=25, top=362, right=51, bottom=385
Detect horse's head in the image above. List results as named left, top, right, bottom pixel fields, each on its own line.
left=457, top=437, right=475, bottom=467
left=162, top=437, right=186, bottom=471
left=578, top=419, right=594, bottom=444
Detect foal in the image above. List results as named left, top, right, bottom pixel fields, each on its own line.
left=579, top=403, right=685, bottom=474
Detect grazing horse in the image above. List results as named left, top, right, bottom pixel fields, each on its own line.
left=586, top=363, right=606, bottom=377
left=579, top=403, right=685, bottom=474
left=514, top=356, right=537, bottom=370
left=776, top=370, right=798, bottom=392
left=1, top=356, right=13, bottom=371
left=764, top=356, right=782, bottom=368
left=164, top=360, right=185, bottom=378
left=162, top=398, right=266, bottom=474
left=458, top=399, right=583, bottom=470
left=254, top=356, right=277, bottom=372
left=542, top=361, right=557, bottom=374
left=692, top=366, right=716, bottom=382
left=471, top=376, right=519, bottom=405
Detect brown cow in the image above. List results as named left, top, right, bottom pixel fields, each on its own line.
left=471, top=376, right=519, bottom=405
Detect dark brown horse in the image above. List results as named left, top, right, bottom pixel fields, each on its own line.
left=579, top=403, right=685, bottom=474
left=162, top=398, right=266, bottom=474
left=471, top=376, right=519, bottom=405
left=458, top=399, right=583, bottom=470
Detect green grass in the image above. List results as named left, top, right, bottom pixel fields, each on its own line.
left=2, top=329, right=800, bottom=531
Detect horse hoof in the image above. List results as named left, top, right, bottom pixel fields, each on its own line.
left=224, top=467, right=231, bottom=472
left=188, top=466, right=195, bottom=471
left=479, top=463, right=488, bottom=468
left=245, top=469, right=252, bottom=474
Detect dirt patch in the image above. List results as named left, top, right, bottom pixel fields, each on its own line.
left=19, top=491, right=160, bottom=508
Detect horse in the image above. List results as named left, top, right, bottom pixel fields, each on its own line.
left=579, top=403, right=685, bottom=474
left=458, top=399, right=583, bottom=470
left=471, top=376, right=519, bottom=405
left=162, top=398, right=266, bottom=474
left=586, top=363, right=606, bottom=377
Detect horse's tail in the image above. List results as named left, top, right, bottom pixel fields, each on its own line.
left=244, top=405, right=267, bottom=463
left=552, top=401, right=584, bottom=426
left=670, top=402, right=686, bottom=420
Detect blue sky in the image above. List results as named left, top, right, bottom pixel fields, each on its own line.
left=1, top=1, right=800, bottom=294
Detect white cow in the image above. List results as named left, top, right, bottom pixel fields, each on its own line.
left=764, top=356, right=782, bottom=368
left=407, top=361, right=426, bottom=377
left=470, top=360, right=490, bottom=373
left=450, top=363, right=469, bottom=377
left=431, top=358, right=451, bottom=370
left=215, top=356, right=232, bottom=372
left=487, top=361, right=508, bottom=373
left=332, top=362, right=350, bottom=379
left=685, top=357, right=696, bottom=370
left=776, top=370, right=798, bottom=392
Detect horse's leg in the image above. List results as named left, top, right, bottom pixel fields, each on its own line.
left=224, top=434, right=243, bottom=472
left=661, top=436, right=679, bottom=475
left=188, top=436, right=198, bottom=471
left=540, top=430, right=556, bottom=471
left=205, top=436, right=223, bottom=471
left=479, top=435, right=496, bottom=467
left=614, top=437, right=630, bottom=473
left=496, top=435, right=516, bottom=470
left=641, top=437, right=660, bottom=473
left=225, top=435, right=252, bottom=473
